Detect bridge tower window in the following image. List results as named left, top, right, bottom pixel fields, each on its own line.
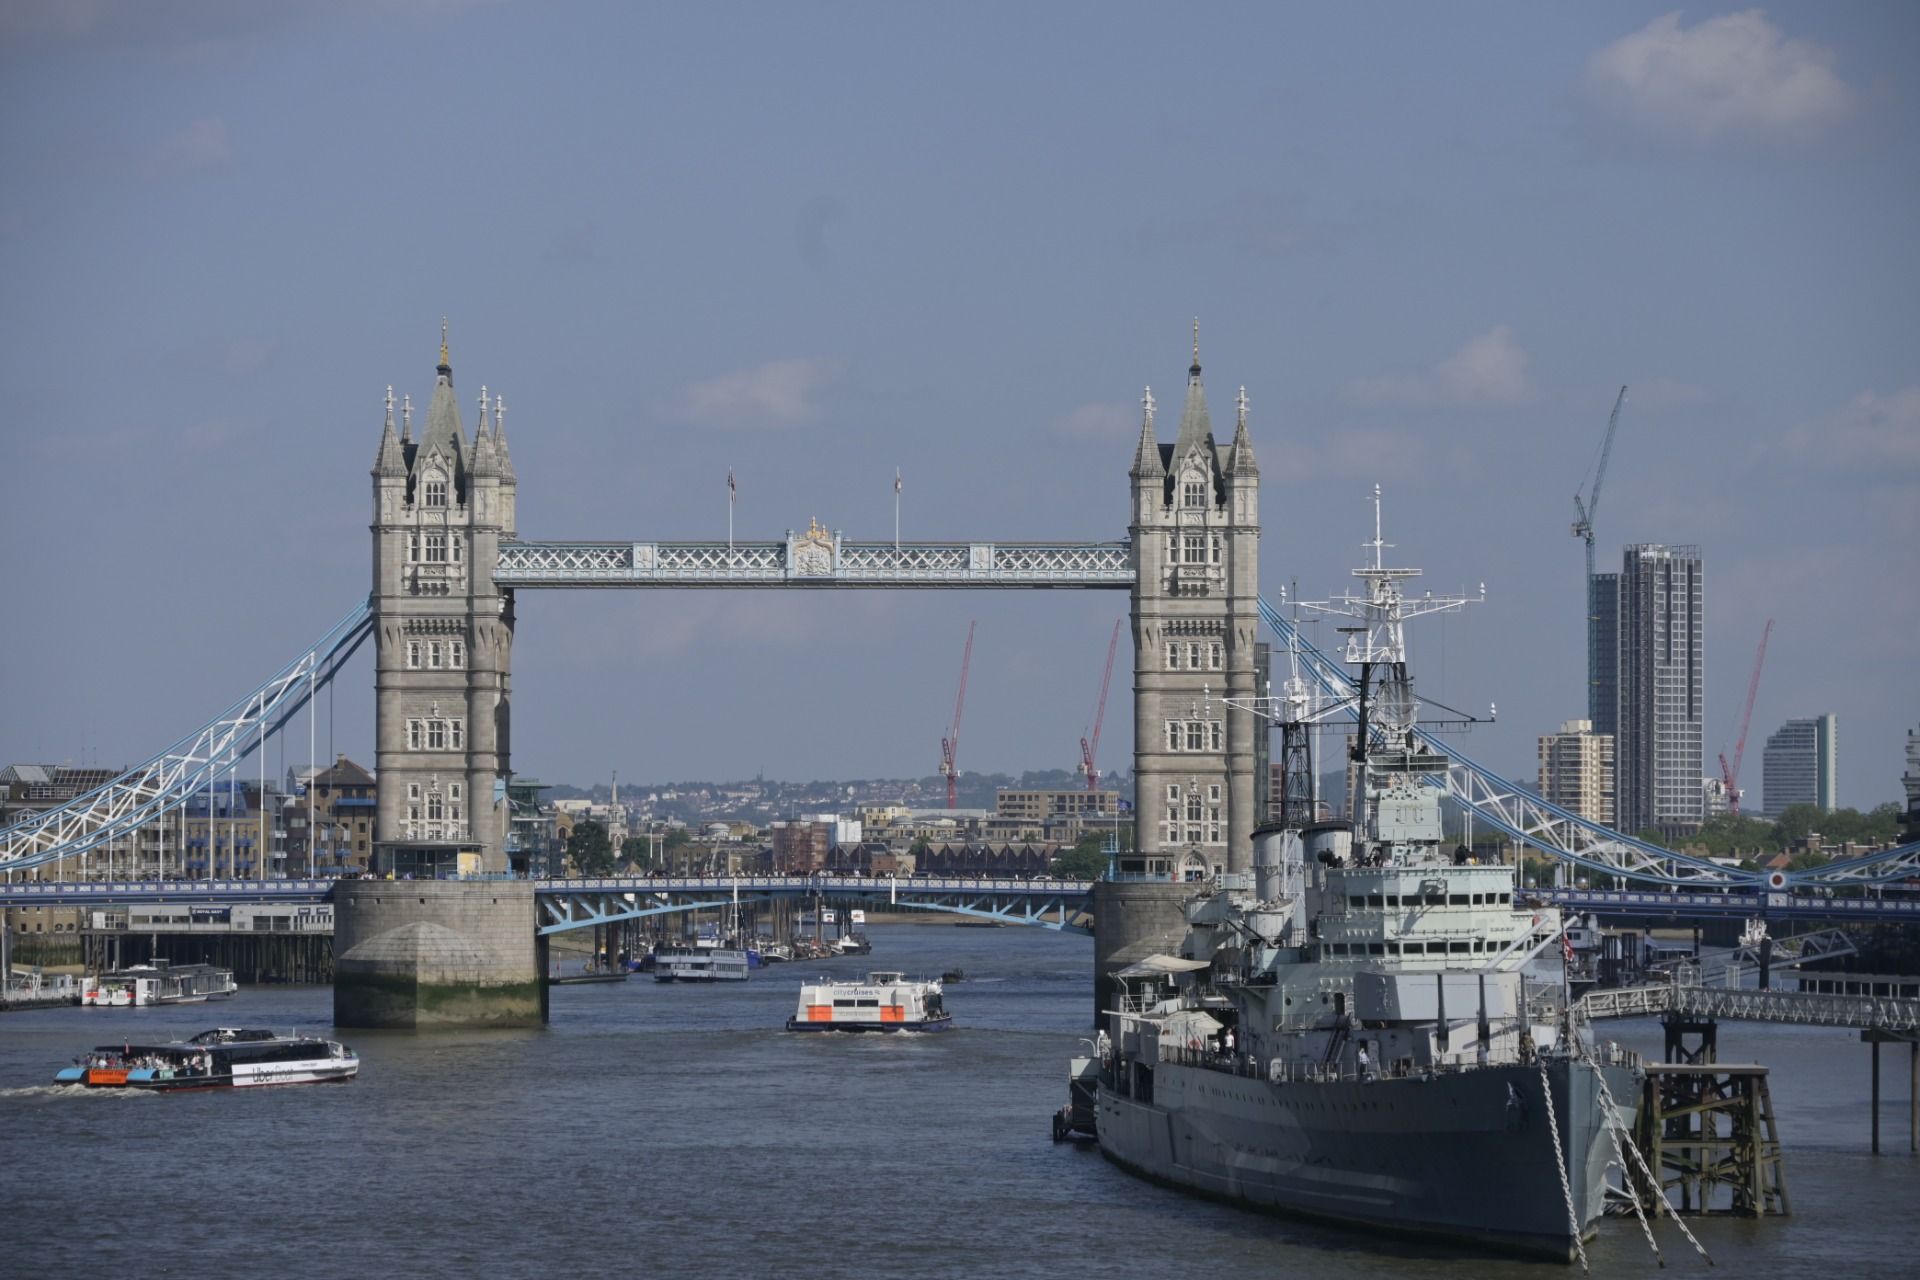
left=424, top=477, right=448, bottom=508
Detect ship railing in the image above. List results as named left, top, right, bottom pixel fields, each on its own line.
left=1158, top=1044, right=1266, bottom=1079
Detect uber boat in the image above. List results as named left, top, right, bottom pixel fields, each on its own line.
left=787, top=971, right=952, bottom=1032
left=56, top=1028, right=358, bottom=1090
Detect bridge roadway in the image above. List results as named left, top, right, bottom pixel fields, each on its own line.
left=0, top=874, right=1097, bottom=935
left=13, top=876, right=1920, bottom=927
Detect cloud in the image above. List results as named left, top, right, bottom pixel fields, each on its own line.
left=1584, top=10, right=1856, bottom=144
left=220, top=337, right=277, bottom=376
left=1133, top=189, right=1309, bottom=258
left=794, top=195, right=842, bottom=270
left=1771, top=387, right=1920, bottom=473
left=145, top=117, right=231, bottom=180
left=1349, top=326, right=1532, bottom=408
left=669, top=358, right=846, bottom=430
left=1052, top=401, right=1137, bottom=444
left=1275, top=425, right=1474, bottom=488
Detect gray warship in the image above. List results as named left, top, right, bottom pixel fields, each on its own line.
left=1081, top=497, right=1643, bottom=1262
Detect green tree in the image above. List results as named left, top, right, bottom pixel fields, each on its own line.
left=567, top=818, right=615, bottom=875
left=619, top=836, right=649, bottom=870
left=1051, top=832, right=1114, bottom=880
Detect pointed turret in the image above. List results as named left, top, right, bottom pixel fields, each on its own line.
left=1170, top=319, right=1216, bottom=470
left=374, top=386, right=405, bottom=477
left=1129, top=386, right=1164, bottom=480
left=1227, top=386, right=1259, bottom=478
left=415, top=319, right=468, bottom=489
left=493, top=393, right=515, bottom=481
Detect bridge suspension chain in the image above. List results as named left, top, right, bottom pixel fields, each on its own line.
left=0, top=600, right=375, bottom=874
left=1256, top=596, right=1920, bottom=889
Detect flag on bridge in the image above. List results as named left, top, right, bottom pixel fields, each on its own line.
left=728, top=468, right=736, bottom=504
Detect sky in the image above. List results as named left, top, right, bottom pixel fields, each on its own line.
left=1, top=2, right=1915, bottom=810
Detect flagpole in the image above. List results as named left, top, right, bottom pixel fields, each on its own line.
left=893, top=467, right=901, bottom=551
left=727, top=467, right=735, bottom=559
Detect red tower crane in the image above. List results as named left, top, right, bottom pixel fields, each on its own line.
left=1718, top=618, right=1774, bottom=817
left=939, top=621, right=976, bottom=809
left=1080, top=619, right=1123, bottom=791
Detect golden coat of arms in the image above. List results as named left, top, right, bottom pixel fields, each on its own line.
left=791, top=517, right=834, bottom=577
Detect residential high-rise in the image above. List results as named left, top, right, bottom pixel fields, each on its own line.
left=1537, top=720, right=1614, bottom=827
left=1591, top=545, right=1704, bottom=837
left=1761, top=714, right=1837, bottom=817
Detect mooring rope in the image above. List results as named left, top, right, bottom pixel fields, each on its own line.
left=1540, top=1057, right=1592, bottom=1274
left=1592, top=1064, right=1715, bottom=1267
left=1599, top=1086, right=1665, bottom=1266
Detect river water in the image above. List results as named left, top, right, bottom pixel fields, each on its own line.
left=2, top=924, right=1915, bottom=1278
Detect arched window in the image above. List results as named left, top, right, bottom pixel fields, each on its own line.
left=424, top=476, right=448, bottom=508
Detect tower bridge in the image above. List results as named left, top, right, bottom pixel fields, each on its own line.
left=6, top=328, right=1919, bottom=1025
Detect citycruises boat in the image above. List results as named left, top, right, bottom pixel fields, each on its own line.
left=83, top=961, right=237, bottom=1007
left=56, top=1028, right=359, bottom=1090
left=787, top=971, right=952, bottom=1032
left=653, top=947, right=751, bottom=983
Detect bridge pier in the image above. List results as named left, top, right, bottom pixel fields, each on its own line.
left=334, top=881, right=542, bottom=1029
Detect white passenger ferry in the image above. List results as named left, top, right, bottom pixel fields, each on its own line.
left=654, top=947, right=750, bottom=983
left=83, top=961, right=237, bottom=1007
left=56, top=1028, right=358, bottom=1091
left=787, top=971, right=952, bottom=1032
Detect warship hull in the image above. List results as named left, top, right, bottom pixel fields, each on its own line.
left=1096, top=1056, right=1636, bottom=1262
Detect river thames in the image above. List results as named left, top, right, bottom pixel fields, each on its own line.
left=3, top=923, right=1915, bottom=1278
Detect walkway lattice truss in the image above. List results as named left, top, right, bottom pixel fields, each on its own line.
left=1255, top=598, right=1920, bottom=889
left=495, top=540, right=1133, bottom=587
left=0, top=603, right=374, bottom=873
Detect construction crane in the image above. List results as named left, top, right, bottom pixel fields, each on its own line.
left=939, top=621, right=976, bottom=809
left=1572, top=385, right=1629, bottom=585
left=1718, top=618, right=1774, bottom=817
left=1079, top=619, right=1123, bottom=791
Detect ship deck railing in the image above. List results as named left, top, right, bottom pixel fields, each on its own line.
left=1158, top=1040, right=1643, bottom=1085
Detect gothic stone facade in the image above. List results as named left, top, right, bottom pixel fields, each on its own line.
left=370, top=342, right=517, bottom=873
left=1130, top=344, right=1261, bottom=876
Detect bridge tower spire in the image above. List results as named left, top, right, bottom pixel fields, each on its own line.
left=370, top=326, right=516, bottom=875
left=1129, top=329, right=1261, bottom=877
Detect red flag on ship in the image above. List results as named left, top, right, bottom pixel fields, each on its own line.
left=1561, top=931, right=1575, bottom=963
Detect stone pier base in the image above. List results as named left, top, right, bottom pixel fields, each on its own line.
left=333, top=881, right=543, bottom=1029
left=1091, top=879, right=1192, bottom=1027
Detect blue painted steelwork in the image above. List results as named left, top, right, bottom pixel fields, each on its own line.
left=0, top=880, right=335, bottom=906
left=532, top=874, right=1093, bottom=936
left=1540, top=886, right=1920, bottom=922
left=1257, top=595, right=1920, bottom=889
left=0, top=602, right=374, bottom=874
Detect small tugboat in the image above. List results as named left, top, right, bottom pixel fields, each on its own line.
left=786, top=971, right=952, bottom=1032
left=56, top=1028, right=358, bottom=1090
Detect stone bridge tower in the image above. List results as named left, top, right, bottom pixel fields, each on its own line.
left=1129, top=331, right=1260, bottom=876
left=369, top=329, right=517, bottom=874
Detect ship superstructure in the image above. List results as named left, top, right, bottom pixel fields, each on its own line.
left=1088, top=492, right=1643, bottom=1262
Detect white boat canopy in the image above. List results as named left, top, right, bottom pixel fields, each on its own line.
left=1115, top=955, right=1212, bottom=978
